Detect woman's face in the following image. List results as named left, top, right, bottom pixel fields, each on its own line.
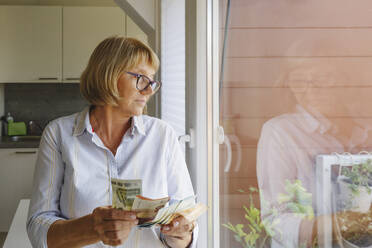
left=116, top=61, right=156, bottom=116
left=287, top=65, right=351, bottom=118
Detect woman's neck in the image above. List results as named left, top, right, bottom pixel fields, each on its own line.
left=90, top=105, right=131, bottom=154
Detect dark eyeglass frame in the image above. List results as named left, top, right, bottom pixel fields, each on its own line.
left=126, top=71, right=162, bottom=93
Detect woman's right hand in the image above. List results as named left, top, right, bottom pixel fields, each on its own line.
left=92, top=206, right=138, bottom=246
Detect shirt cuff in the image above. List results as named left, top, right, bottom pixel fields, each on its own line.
left=159, top=223, right=198, bottom=248
left=27, top=214, right=65, bottom=248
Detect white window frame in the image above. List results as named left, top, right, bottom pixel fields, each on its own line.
left=185, top=0, right=220, bottom=247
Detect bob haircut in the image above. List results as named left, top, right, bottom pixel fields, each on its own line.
left=80, top=36, right=159, bottom=106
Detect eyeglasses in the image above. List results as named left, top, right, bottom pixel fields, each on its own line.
left=126, top=71, right=162, bottom=94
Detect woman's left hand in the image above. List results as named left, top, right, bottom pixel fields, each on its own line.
left=160, top=216, right=194, bottom=248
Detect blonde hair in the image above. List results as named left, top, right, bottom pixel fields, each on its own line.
left=80, top=36, right=159, bottom=106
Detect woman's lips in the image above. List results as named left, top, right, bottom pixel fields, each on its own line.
left=135, top=99, right=146, bottom=105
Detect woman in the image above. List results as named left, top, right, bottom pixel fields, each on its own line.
left=27, top=36, right=197, bottom=248
left=257, top=61, right=372, bottom=247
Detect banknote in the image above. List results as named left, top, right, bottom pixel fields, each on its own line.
left=111, top=178, right=142, bottom=210
left=132, top=195, right=170, bottom=224
left=178, top=203, right=208, bottom=222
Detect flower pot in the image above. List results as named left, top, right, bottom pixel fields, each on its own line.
left=342, top=236, right=371, bottom=248
left=343, top=238, right=360, bottom=248
left=338, top=178, right=372, bottom=213
left=342, top=234, right=372, bottom=248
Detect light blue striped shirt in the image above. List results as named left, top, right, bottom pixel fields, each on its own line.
left=27, top=107, right=197, bottom=247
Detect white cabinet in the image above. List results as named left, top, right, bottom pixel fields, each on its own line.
left=0, top=148, right=38, bottom=232
left=0, top=6, right=148, bottom=84
left=0, top=6, right=62, bottom=83
left=62, top=7, right=126, bottom=83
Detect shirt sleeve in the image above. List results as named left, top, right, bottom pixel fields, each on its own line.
left=257, top=121, right=311, bottom=248
left=164, top=127, right=199, bottom=247
left=165, top=127, right=195, bottom=202
left=27, top=122, right=66, bottom=247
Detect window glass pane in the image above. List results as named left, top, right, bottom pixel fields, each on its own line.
left=219, top=1, right=372, bottom=247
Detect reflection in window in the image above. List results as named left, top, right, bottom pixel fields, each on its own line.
left=219, top=0, right=372, bottom=247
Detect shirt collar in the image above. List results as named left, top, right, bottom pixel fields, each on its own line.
left=295, top=104, right=332, bottom=134
left=131, top=115, right=146, bottom=136
left=72, top=106, right=89, bottom=137
left=72, top=106, right=146, bottom=137
left=294, top=105, right=372, bottom=151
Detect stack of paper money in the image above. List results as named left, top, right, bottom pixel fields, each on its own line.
left=138, top=196, right=207, bottom=228
left=133, top=195, right=170, bottom=224
left=111, top=178, right=207, bottom=228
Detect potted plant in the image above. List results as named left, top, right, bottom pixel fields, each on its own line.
left=337, top=210, right=372, bottom=248
left=338, top=159, right=372, bottom=213
left=336, top=159, right=372, bottom=247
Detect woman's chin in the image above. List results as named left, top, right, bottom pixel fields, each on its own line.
left=133, top=107, right=145, bottom=116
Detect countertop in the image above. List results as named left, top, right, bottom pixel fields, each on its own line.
left=3, top=199, right=32, bottom=248
left=0, top=136, right=40, bottom=148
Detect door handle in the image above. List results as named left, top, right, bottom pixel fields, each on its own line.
left=178, top=129, right=195, bottom=148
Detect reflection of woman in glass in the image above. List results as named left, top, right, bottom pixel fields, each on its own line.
left=257, top=61, right=372, bottom=247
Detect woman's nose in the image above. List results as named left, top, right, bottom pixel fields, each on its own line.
left=140, top=86, right=154, bottom=95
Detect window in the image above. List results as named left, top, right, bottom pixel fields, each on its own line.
left=217, top=0, right=372, bottom=247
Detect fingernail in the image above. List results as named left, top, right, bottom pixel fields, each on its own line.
left=173, top=221, right=179, bottom=227
left=163, top=226, right=170, bottom=231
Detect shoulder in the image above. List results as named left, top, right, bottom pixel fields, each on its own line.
left=259, top=111, right=315, bottom=150
left=259, top=112, right=304, bottom=146
left=141, top=115, right=177, bottom=137
left=261, top=112, right=300, bottom=134
left=46, top=112, right=79, bottom=133
left=42, top=111, right=83, bottom=142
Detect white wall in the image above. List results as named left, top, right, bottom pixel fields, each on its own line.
left=114, top=0, right=156, bottom=50
left=126, top=15, right=148, bottom=45
left=126, top=0, right=155, bottom=29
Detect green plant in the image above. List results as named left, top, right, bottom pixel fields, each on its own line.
left=222, top=187, right=278, bottom=248
left=277, top=179, right=314, bottom=220
left=341, top=159, right=372, bottom=196
left=223, top=181, right=315, bottom=248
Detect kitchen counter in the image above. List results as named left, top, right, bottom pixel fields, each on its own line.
left=3, top=199, right=32, bottom=248
left=0, top=136, right=40, bottom=148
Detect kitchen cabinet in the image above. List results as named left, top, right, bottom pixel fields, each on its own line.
left=0, top=6, right=62, bottom=83
left=0, top=6, right=149, bottom=84
left=0, top=148, right=38, bottom=232
left=62, top=7, right=126, bottom=83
